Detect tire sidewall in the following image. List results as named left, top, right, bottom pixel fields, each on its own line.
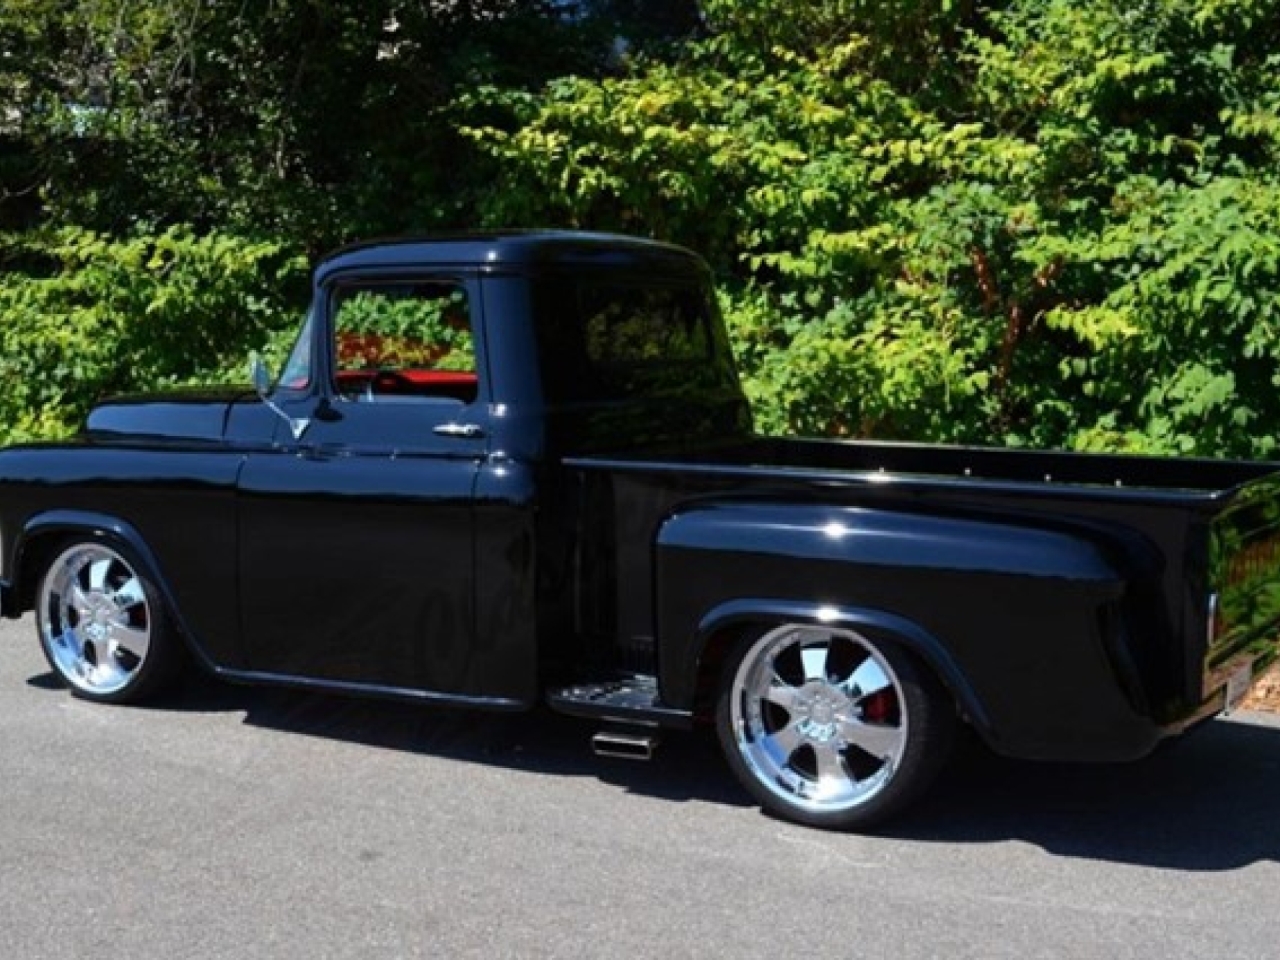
left=715, top=624, right=953, bottom=832
left=34, top=536, right=179, bottom=705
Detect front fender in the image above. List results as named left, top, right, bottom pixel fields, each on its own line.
left=0, top=442, right=245, bottom=665
left=10, top=510, right=221, bottom=673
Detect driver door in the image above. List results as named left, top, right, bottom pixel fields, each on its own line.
left=236, top=273, right=491, bottom=696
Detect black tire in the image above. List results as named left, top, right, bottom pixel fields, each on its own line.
left=34, top=539, right=184, bottom=704
left=715, top=622, right=955, bottom=831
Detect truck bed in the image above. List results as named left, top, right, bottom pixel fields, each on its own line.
left=563, top=436, right=1280, bottom=745
left=574, top=436, right=1275, bottom=505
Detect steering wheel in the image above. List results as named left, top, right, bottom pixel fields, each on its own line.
left=369, top=369, right=413, bottom=395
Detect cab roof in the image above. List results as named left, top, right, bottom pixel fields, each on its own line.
left=314, top=230, right=706, bottom=286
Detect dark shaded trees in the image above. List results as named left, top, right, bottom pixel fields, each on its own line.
left=3, top=0, right=1279, bottom=457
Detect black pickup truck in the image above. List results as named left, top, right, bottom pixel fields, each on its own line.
left=2, top=232, right=1279, bottom=830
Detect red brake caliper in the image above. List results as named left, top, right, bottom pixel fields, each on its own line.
left=861, top=689, right=895, bottom=723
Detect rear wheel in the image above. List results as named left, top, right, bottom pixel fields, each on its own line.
left=35, top=540, right=182, bottom=704
left=716, top=623, right=954, bottom=830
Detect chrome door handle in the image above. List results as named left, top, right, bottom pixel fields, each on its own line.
left=433, top=422, right=486, bottom=439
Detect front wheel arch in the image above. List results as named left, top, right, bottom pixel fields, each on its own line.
left=16, top=511, right=212, bottom=673
left=16, top=512, right=159, bottom=611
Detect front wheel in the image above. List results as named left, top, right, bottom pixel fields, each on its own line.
left=716, top=623, right=954, bottom=831
left=35, top=540, right=183, bottom=704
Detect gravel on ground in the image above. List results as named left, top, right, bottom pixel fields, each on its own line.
left=1244, top=664, right=1280, bottom=712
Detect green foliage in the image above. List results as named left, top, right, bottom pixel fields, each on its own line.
left=2, top=0, right=1280, bottom=461
left=335, top=287, right=474, bottom=371
left=0, top=0, right=629, bottom=242
left=0, top=228, right=306, bottom=443
left=463, top=0, right=1280, bottom=457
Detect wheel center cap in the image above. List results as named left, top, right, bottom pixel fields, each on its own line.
left=795, top=686, right=846, bottom=741
left=88, top=598, right=114, bottom=626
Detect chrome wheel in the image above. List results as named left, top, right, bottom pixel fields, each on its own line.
left=717, top=622, right=952, bottom=829
left=37, top=542, right=155, bottom=698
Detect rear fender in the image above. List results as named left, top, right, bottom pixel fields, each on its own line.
left=653, top=501, right=1158, bottom=760
left=658, top=501, right=1125, bottom=581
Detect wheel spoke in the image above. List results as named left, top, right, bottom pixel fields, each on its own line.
left=799, top=644, right=829, bottom=683
left=68, top=584, right=92, bottom=614
left=765, top=721, right=805, bottom=762
left=53, top=627, right=80, bottom=654
left=839, top=717, right=902, bottom=761
left=763, top=671, right=800, bottom=711
left=812, top=741, right=848, bottom=785
left=70, top=640, right=94, bottom=680
left=111, top=576, right=146, bottom=611
left=87, top=557, right=113, bottom=593
left=89, top=636, right=116, bottom=672
left=841, top=656, right=892, bottom=702
left=108, top=622, right=150, bottom=661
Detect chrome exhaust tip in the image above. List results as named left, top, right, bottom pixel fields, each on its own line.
left=591, top=728, right=660, bottom=761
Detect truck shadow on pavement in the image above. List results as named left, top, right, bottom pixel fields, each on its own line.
left=892, top=716, right=1280, bottom=870
left=34, top=667, right=1280, bottom=869
left=159, top=669, right=753, bottom=809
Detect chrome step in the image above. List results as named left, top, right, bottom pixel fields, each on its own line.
left=546, top=676, right=692, bottom=728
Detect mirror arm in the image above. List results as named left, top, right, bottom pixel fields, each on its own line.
left=250, top=353, right=311, bottom=441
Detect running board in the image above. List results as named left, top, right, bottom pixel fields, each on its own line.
left=546, top=677, right=693, bottom=729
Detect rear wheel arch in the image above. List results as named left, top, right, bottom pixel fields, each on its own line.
left=690, top=600, right=989, bottom=736
left=692, top=622, right=753, bottom=722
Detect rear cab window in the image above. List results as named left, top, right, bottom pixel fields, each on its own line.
left=534, top=273, right=738, bottom=406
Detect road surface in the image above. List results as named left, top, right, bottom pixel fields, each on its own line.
left=1, top=614, right=1278, bottom=959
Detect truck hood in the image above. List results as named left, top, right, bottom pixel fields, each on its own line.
left=84, top=388, right=255, bottom=443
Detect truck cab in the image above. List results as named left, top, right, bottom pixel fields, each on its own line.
left=214, top=233, right=749, bottom=708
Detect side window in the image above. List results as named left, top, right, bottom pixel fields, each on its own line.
left=330, top=281, right=477, bottom=404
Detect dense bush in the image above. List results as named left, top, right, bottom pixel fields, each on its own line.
left=2, top=0, right=1279, bottom=459
left=463, top=0, right=1280, bottom=456
left=0, top=228, right=306, bottom=443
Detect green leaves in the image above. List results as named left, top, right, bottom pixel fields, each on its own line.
left=0, top=228, right=306, bottom=444
left=3, top=0, right=1280, bottom=461
left=461, top=0, right=1280, bottom=457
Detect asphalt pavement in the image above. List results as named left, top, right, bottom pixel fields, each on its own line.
left=2, top=613, right=1279, bottom=959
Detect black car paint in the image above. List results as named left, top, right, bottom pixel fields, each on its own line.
left=1, top=232, right=1278, bottom=763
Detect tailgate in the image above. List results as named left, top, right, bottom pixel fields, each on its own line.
left=1206, top=475, right=1280, bottom=711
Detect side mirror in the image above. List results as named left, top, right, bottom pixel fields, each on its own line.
left=250, top=354, right=273, bottom=397
left=248, top=352, right=310, bottom=441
